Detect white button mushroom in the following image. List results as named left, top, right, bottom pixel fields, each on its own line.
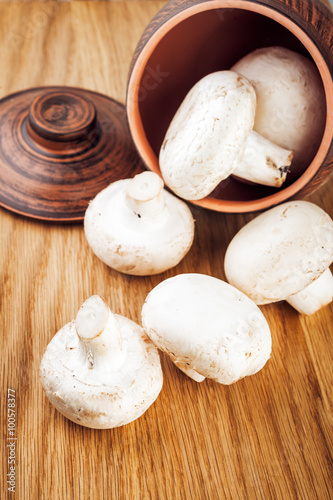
left=40, top=295, right=163, bottom=428
left=84, top=171, right=195, bottom=276
left=224, top=201, right=333, bottom=315
left=141, top=274, right=272, bottom=385
left=159, top=70, right=293, bottom=200
left=231, top=46, right=326, bottom=180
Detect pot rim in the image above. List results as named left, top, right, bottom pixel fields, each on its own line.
left=127, top=0, right=333, bottom=213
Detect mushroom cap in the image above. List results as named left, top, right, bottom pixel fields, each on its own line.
left=40, top=314, right=163, bottom=429
left=141, top=274, right=271, bottom=385
left=224, top=201, right=333, bottom=304
left=231, top=46, right=326, bottom=177
left=159, top=71, right=256, bottom=200
left=84, top=178, right=194, bottom=276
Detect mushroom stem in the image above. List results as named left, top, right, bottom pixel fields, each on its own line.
left=286, top=268, right=333, bottom=315
left=174, top=360, right=206, bottom=382
left=233, top=131, right=294, bottom=187
left=125, top=171, right=165, bottom=218
left=75, top=295, right=125, bottom=370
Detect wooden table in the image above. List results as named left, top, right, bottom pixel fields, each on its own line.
left=1, top=1, right=332, bottom=499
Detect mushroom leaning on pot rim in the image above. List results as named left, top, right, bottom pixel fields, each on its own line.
left=224, top=201, right=333, bottom=315
left=40, top=295, right=163, bottom=429
left=231, top=46, right=326, bottom=181
left=84, top=171, right=195, bottom=276
left=141, top=274, right=272, bottom=384
left=159, top=70, right=293, bottom=200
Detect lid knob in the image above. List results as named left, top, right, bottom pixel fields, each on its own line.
left=27, top=90, right=97, bottom=150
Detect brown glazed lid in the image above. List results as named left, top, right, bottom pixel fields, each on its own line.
left=0, top=86, right=144, bottom=222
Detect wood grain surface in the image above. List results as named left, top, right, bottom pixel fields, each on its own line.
left=1, top=1, right=332, bottom=499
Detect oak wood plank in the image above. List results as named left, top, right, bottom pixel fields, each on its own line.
left=1, top=2, right=332, bottom=499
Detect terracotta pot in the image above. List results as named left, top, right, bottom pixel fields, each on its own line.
left=127, top=0, right=333, bottom=213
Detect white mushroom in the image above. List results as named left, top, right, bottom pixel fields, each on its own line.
left=84, top=171, right=195, bottom=275
left=232, top=46, right=326, bottom=179
left=141, top=274, right=272, bottom=384
left=224, top=201, right=333, bottom=315
left=40, top=295, right=163, bottom=428
left=159, top=70, right=293, bottom=200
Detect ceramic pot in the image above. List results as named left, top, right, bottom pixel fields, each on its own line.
left=127, top=0, right=333, bottom=213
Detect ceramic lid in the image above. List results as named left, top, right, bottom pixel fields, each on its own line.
left=0, top=86, right=144, bottom=222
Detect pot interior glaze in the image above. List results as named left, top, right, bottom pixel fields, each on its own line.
left=128, top=1, right=332, bottom=212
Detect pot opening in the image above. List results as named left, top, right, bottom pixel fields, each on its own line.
left=130, top=5, right=329, bottom=209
